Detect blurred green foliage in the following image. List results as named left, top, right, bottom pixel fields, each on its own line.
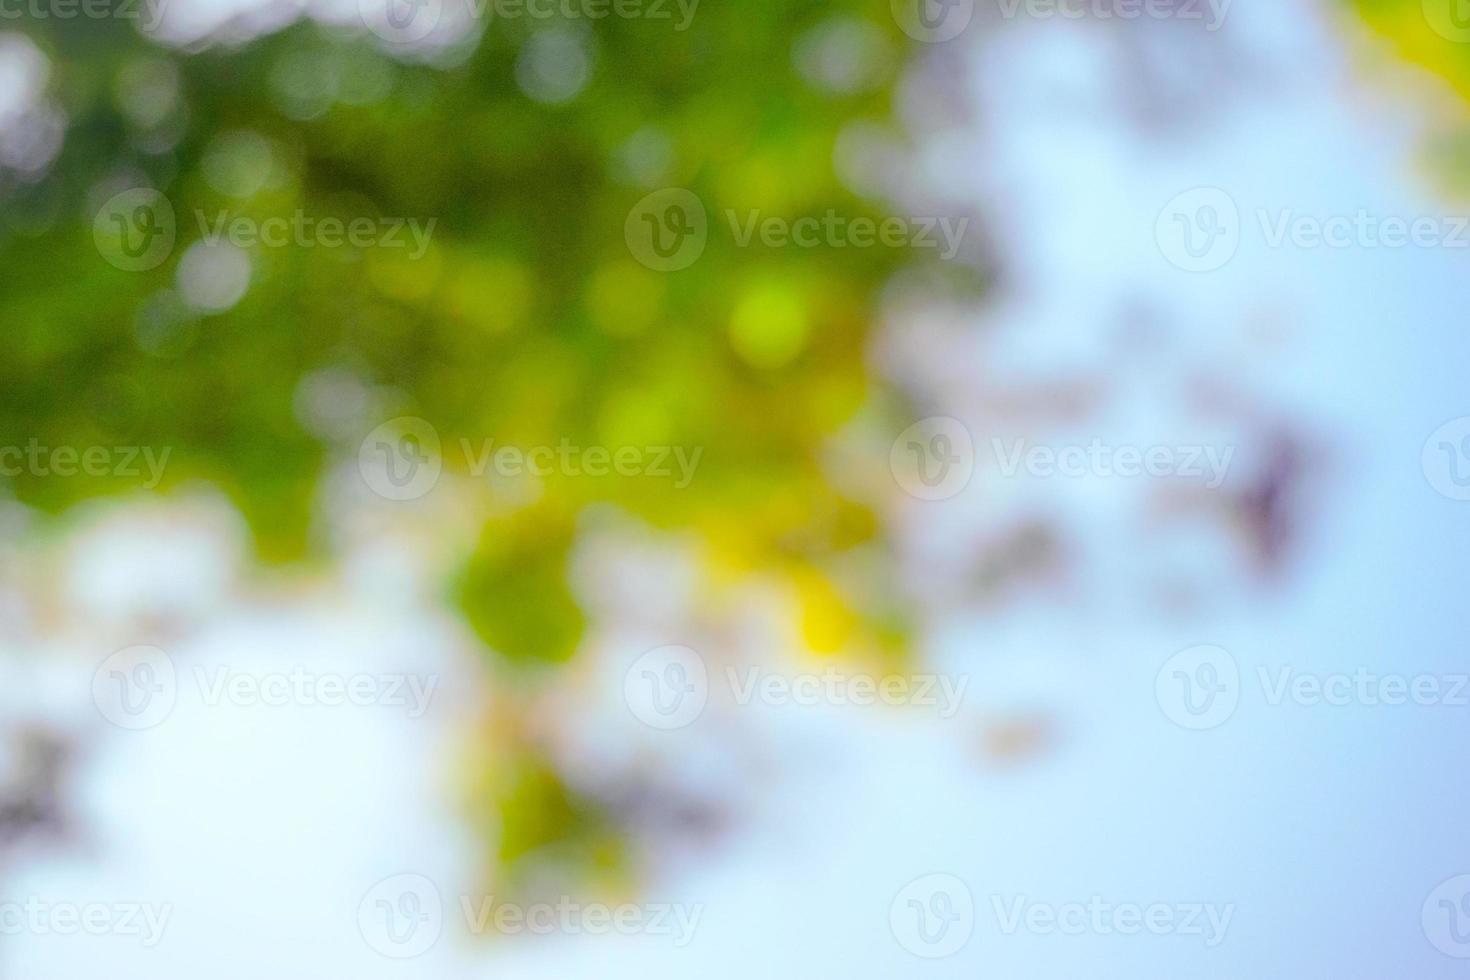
left=0, top=2, right=945, bottom=891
